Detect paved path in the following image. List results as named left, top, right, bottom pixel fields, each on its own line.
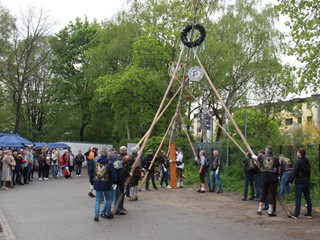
left=0, top=176, right=300, bottom=240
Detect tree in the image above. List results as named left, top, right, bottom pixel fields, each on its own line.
left=94, top=34, right=171, bottom=141
left=278, top=0, right=320, bottom=93
left=0, top=6, right=54, bottom=135
left=230, top=107, right=283, bottom=148
left=192, top=0, right=287, bottom=141
left=49, top=17, right=100, bottom=141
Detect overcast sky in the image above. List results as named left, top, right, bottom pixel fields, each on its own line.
left=1, top=0, right=127, bottom=30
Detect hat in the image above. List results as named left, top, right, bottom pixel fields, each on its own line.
left=148, top=149, right=153, bottom=152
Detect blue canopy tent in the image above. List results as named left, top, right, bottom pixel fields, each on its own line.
left=33, top=142, right=69, bottom=150
left=0, top=134, right=33, bottom=149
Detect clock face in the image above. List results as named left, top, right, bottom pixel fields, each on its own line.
left=188, top=66, right=204, bottom=82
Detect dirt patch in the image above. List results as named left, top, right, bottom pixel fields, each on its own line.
left=140, top=185, right=320, bottom=240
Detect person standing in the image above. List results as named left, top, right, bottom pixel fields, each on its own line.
left=159, top=150, right=170, bottom=189
left=21, top=150, right=30, bottom=184
left=114, top=146, right=130, bottom=215
left=279, top=156, right=294, bottom=198
left=1, top=151, right=13, bottom=190
left=174, top=147, right=184, bottom=188
left=256, top=146, right=280, bottom=217
left=75, top=150, right=85, bottom=177
left=38, top=151, right=46, bottom=180
left=91, top=148, right=117, bottom=222
left=66, top=150, right=75, bottom=177
left=198, top=150, right=208, bottom=193
left=51, top=150, right=60, bottom=179
left=143, top=149, right=158, bottom=191
left=242, top=152, right=256, bottom=201
left=84, top=147, right=98, bottom=197
left=211, top=150, right=223, bottom=193
left=128, top=147, right=142, bottom=201
left=289, top=149, right=312, bottom=219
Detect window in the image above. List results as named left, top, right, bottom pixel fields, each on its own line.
left=285, top=118, right=293, bottom=125
left=307, top=116, right=312, bottom=123
left=297, top=117, right=302, bottom=124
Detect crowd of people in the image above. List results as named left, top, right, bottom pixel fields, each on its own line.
left=0, top=145, right=87, bottom=190
left=194, top=145, right=312, bottom=220
left=1, top=143, right=313, bottom=222
left=241, top=146, right=312, bottom=219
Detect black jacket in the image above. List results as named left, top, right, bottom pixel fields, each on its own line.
left=290, top=156, right=311, bottom=187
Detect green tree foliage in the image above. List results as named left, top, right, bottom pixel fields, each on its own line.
left=278, top=0, right=320, bottom=93
left=195, top=0, right=287, bottom=142
left=49, top=17, right=101, bottom=141
left=229, top=107, right=283, bottom=149
left=0, top=6, right=54, bottom=136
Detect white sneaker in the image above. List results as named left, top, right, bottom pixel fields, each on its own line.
left=166, top=186, right=172, bottom=189
left=39, top=178, right=43, bottom=181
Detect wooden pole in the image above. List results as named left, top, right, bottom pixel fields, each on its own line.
left=139, top=115, right=175, bottom=190
left=136, top=85, right=183, bottom=147
left=176, top=79, right=246, bottom=155
left=112, top=46, right=186, bottom=215
left=193, top=50, right=254, bottom=156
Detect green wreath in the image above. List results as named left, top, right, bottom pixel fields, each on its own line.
left=181, top=24, right=206, bottom=48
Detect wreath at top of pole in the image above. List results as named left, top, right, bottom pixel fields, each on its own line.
left=181, top=23, right=206, bottom=48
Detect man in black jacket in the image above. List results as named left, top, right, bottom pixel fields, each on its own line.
left=256, top=146, right=280, bottom=217
left=289, top=149, right=312, bottom=219
left=143, top=149, right=158, bottom=191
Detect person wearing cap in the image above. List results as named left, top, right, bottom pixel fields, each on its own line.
left=142, top=149, right=158, bottom=191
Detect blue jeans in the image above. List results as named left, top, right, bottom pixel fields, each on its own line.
left=211, top=170, right=222, bottom=192
left=244, top=174, right=255, bottom=199
left=294, top=184, right=312, bottom=217
left=52, top=165, right=59, bottom=178
left=279, top=171, right=293, bottom=197
left=94, top=190, right=114, bottom=217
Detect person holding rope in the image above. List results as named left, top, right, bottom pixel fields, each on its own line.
left=256, top=146, right=280, bottom=217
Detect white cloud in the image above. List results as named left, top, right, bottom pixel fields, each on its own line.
left=1, top=0, right=126, bottom=30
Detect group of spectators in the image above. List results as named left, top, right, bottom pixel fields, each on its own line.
left=241, top=146, right=312, bottom=219
left=0, top=146, right=87, bottom=190
left=196, top=149, right=223, bottom=193
left=0, top=147, right=36, bottom=190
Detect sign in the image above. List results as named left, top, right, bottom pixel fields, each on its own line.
left=188, top=66, right=204, bottom=82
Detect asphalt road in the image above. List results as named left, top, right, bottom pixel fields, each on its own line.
left=0, top=175, right=299, bottom=240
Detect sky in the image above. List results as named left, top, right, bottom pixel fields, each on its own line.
left=1, top=0, right=127, bottom=30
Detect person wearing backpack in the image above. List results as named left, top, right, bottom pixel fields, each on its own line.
left=197, top=150, right=208, bottom=193
left=91, top=148, right=117, bottom=222
left=242, top=152, right=256, bottom=201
